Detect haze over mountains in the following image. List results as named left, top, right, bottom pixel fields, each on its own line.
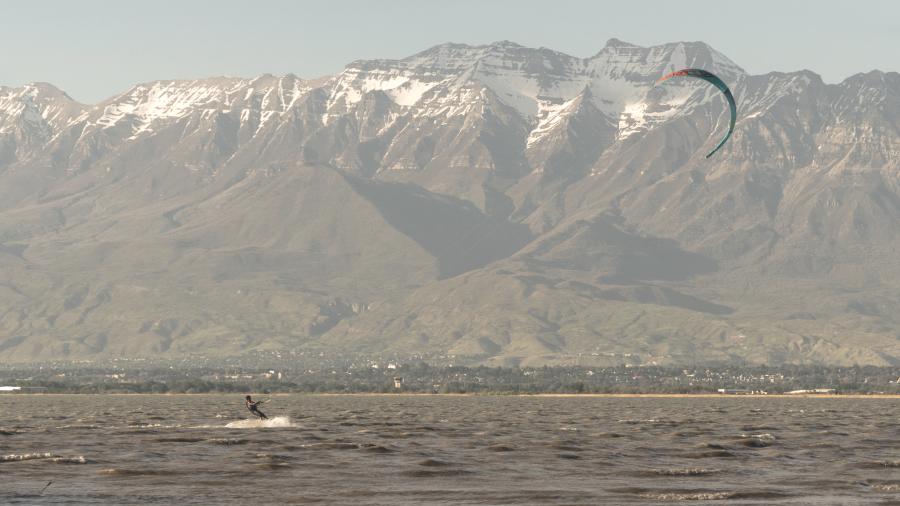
left=1, top=39, right=899, bottom=366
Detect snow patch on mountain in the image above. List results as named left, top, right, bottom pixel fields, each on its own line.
left=95, top=79, right=244, bottom=130
left=89, top=76, right=316, bottom=138
left=0, top=83, right=86, bottom=135
left=328, top=66, right=447, bottom=111
left=324, top=39, right=747, bottom=148
left=2, top=40, right=761, bottom=172
left=527, top=94, right=585, bottom=147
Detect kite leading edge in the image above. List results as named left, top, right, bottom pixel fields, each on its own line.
left=656, top=68, right=737, bottom=158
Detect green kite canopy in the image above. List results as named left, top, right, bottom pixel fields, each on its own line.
left=657, top=68, right=737, bottom=159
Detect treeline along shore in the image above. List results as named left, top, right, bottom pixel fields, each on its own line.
left=2, top=360, right=898, bottom=395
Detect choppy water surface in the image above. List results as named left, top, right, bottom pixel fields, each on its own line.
left=1, top=395, right=898, bottom=505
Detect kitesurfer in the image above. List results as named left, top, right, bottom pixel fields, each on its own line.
left=245, top=395, right=268, bottom=420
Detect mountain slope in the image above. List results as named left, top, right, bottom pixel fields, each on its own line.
left=1, top=40, right=899, bottom=365
left=0, top=162, right=524, bottom=360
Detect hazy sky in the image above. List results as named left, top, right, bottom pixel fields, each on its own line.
left=2, top=0, right=898, bottom=103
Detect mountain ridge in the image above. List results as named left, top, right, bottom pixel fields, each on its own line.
left=1, top=39, right=899, bottom=366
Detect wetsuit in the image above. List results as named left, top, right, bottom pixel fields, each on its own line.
left=246, top=399, right=268, bottom=419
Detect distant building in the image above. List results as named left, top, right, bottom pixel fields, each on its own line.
left=0, top=386, right=22, bottom=392
left=786, top=389, right=836, bottom=395
left=393, top=377, right=403, bottom=389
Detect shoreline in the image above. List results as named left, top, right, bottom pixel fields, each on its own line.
left=2, top=392, right=898, bottom=399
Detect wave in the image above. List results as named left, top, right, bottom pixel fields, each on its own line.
left=640, top=491, right=736, bottom=501
left=255, top=453, right=293, bottom=461
left=301, top=442, right=360, bottom=450
left=549, top=439, right=582, bottom=450
left=419, top=458, right=453, bottom=467
left=682, top=450, right=736, bottom=459
left=359, top=443, right=395, bottom=453
left=637, top=468, right=722, bottom=477
left=124, top=423, right=184, bottom=431
left=594, top=432, right=626, bottom=438
left=740, top=425, right=780, bottom=431
left=224, top=416, right=297, bottom=429
left=741, top=433, right=776, bottom=441
left=208, top=438, right=250, bottom=445
left=634, top=489, right=790, bottom=501
left=1, top=453, right=87, bottom=464
left=100, top=468, right=180, bottom=476
left=857, top=460, right=900, bottom=468
left=257, top=462, right=292, bottom=470
left=153, top=436, right=206, bottom=443
left=736, top=434, right=776, bottom=448
left=402, top=468, right=474, bottom=478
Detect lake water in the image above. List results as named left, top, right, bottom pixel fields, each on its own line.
left=1, top=394, right=898, bottom=504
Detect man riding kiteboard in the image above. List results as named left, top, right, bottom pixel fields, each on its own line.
left=245, top=395, right=269, bottom=420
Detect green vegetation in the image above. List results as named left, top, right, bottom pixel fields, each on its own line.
left=2, top=360, right=897, bottom=395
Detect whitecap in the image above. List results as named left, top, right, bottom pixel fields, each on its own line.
left=1, top=453, right=88, bottom=464
left=1, top=452, right=54, bottom=462
left=224, top=416, right=297, bottom=429
left=741, top=433, right=776, bottom=441
left=641, top=491, right=735, bottom=501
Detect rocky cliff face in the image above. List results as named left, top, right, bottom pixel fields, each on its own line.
left=1, top=39, right=898, bottom=366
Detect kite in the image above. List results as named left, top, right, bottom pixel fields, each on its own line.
left=656, top=69, right=736, bottom=158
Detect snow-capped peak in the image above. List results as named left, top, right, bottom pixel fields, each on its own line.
left=89, top=75, right=317, bottom=136
left=0, top=82, right=86, bottom=134
left=527, top=86, right=594, bottom=147
left=94, top=78, right=247, bottom=128
left=329, top=39, right=747, bottom=126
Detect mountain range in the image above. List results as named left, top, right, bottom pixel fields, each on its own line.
left=1, top=39, right=899, bottom=366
